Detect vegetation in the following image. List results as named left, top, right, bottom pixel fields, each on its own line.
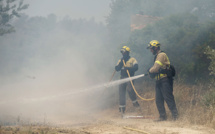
left=0, top=0, right=29, bottom=36
left=106, top=0, right=215, bottom=128
left=0, top=14, right=108, bottom=78
left=127, top=15, right=215, bottom=83
left=205, top=46, right=215, bottom=76
left=107, top=0, right=215, bottom=83
left=202, top=46, right=215, bottom=109
left=0, top=125, right=85, bottom=134
left=1, top=0, right=215, bottom=130
left=106, top=0, right=215, bottom=45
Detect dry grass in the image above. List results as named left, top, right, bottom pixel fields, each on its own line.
left=0, top=125, right=87, bottom=134
left=173, top=82, right=215, bottom=129
left=1, top=79, right=215, bottom=132
left=126, top=79, right=215, bottom=128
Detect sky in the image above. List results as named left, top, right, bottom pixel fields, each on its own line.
left=24, top=0, right=111, bottom=24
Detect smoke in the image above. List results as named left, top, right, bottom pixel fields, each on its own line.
left=1, top=0, right=214, bottom=125
left=0, top=14, right=116, bottom=124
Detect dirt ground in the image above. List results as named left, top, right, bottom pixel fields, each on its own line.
left=49, top=109, right=215, bottom=134
left=1, top=109, right=215, bottom=134
left=1, top=89, right=215, bottom=134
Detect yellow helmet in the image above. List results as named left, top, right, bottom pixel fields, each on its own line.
left=147, top=40, right=160, bottom=49
left=121, top=46, right=130, bottom=53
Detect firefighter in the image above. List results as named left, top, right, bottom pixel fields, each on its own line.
left=147, top=40, right=178, bottom=121
left=115, top=46, right=140, bottom=114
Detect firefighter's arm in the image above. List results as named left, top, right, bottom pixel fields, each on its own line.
left=125, top=59, right=138, bottom=72
left=125, top=64, right=138, bottom=72
left=149, top=62, right=161, bottom=73
left=115, top=59, right=123, bottom=71
left=149, top=54, right=164, bottom=73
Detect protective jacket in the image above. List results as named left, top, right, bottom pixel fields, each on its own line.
left=150, top=50, right=178, bottom=120
left=115, top=56, right=138, bottom=78
left=149, top=50, right=170, bottom=80
left=115, top=55, right=139, bottom=113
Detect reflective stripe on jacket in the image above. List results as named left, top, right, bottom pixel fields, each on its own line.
left=149, top=50, right=170, bottom=80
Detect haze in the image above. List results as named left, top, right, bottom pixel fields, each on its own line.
left=24, top=0, right=111, bottom=24
left=0, top=0, right=114, bottom=124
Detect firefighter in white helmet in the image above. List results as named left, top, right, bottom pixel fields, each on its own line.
left=147, top=40, right=178, bottom=121
left=115, top=46, right=140, bottom=114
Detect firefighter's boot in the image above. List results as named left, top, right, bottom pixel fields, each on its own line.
left=119, top=107, right=125, bottom=113
left=119, top=107, right=125, bottom=118
left=133, top=101, right=140, bottom=107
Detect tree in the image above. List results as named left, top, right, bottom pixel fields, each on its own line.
left=106, top=0, right=215, bottom=46
left=0, top=0, right=29, bottom=36
left=125, top=13, right=215, bottom=83
left=205, top=46, right=215, bottom=76
left=106, top=0, right=142, bottom=45
left=202, top=46, right=215, bottom=108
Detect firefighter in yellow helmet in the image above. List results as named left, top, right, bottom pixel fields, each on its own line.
left=115, top=46, right=139, bottom=114
left=147, top=40, right=178, bottom=121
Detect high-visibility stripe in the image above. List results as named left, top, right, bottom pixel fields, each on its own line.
left=155, top=73, right=167, bottom=80
left=154, top=52, right=170, bottom=80
left=155, top=61, right=163, bottom=66
left=119, top=105, right=126, bottom=108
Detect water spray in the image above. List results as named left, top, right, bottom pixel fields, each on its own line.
left=17, top=73, right=148, bottom=103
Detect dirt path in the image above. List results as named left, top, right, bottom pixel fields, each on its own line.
left=57, top=110, right=215, bottom=134
left=1, top=110, right=215, bottom=134
left=71, top=118, right=214, bottom=134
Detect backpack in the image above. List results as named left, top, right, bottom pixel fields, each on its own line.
left=155, top=51, right=176, bottom=78
left=159, top=64, right=176, bottom=78
left=167, top=64, right=176, bottom=77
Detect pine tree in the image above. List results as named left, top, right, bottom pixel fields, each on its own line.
left=0, top=0, right=28, bottom=36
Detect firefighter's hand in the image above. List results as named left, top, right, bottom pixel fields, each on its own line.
left=119, top=58, right=124, bottom=66
left=149, top=72, right=157, bottom=79
left=148, top=72, right=153, bottom=78
left=124, top=67, right=130, bottom=71
left=147, top=68, right=150, bottom=77
left=147, top=68, right=150, bottom=72
left=147, top=68, right=154, bottom=79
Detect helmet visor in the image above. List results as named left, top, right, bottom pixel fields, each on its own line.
left=120, top=48, right=126, bottom=54
left=147, top=44, right=151, bottom=49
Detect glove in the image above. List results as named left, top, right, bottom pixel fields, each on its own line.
left=148, top=68, right=156, bottom=78
left=119, top=58, right=124, bottom=66
left=144, top=73, right=148, bottom=76
left=124, top=67, right=130, bottom=71
left=147, top=68, right=150, bottom=75
left=150, top=72, right=158, bottom=79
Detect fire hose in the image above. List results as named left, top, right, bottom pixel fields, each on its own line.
left=122, top=60, right=155, bottom=101
left=123, top=126, right=151, bottom=134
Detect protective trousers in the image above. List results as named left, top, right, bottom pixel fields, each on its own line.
left=119, top=80, right=137, bottom=110
left=155, top=77, right=178, bottom=119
